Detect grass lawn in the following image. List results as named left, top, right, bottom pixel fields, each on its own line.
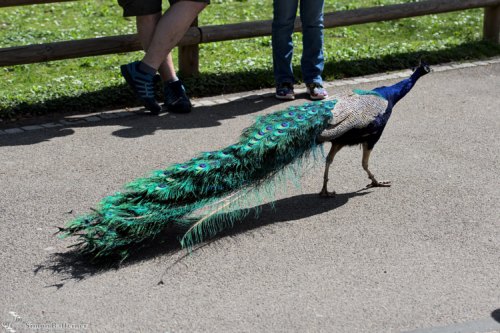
left=1, top=0, right=499, bottom=121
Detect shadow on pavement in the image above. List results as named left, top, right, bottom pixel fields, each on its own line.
left=0, top=93, right=284, bottom=147
left=34, top=190, right=371, bottom=286
left=492, top=309, right=500, bottom=323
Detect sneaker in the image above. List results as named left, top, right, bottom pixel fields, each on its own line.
left=275, top=82, right=295, bottom=100
left=120, top=61, right=161, bottom=115
left=306, top=82, right=328, bottom=100
left=163, top=80, right=192, bottom=113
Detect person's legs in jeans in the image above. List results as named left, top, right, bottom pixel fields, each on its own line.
left=300, top=0, right=328, bottom=99
left=272, top=0, right=299, bottom=87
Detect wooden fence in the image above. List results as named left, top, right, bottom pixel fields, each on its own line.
left=0, top=0, right=499, bottom=76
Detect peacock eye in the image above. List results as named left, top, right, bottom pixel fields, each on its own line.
left=258, top=130, right=265, bottom=135
left=266, top=125, right=273, bottom=131
left=281, top=122, right=288, bottom=127
left=156, top=184, right=167, bottom=189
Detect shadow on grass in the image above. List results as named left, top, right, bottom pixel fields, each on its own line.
left=34, top=190, right=370, bottom=286
left=3, top=41, right=499, bottom=123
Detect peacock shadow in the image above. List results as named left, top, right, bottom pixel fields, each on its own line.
left=492, top=309, right=500, bottom=323
left=34, top=190, right=370, bottom=286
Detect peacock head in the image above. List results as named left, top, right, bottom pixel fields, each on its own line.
left=412, top=60, right=431, bottom=78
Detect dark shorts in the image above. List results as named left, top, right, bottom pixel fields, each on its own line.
left=118, top=0, right=210, bottom=17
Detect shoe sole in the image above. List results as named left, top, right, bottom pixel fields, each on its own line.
left=120, top=65, right=160, bottom=115
left=162, top=104, right=192, bottom=114
left=308, top=95, right=327, bottom=100
left=307, top=88, right=328, bottom=100
left=162, top=96, right=192, bottom=113
left=275, top=94, right=295, bottom=100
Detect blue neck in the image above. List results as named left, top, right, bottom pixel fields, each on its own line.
left=372, top=68, right=427, bottom=106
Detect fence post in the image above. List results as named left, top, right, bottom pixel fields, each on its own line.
left=484, top=5, right=500, bottom=43
left=178, top=17, right=200, bottom=77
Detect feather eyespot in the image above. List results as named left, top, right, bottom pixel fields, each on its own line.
left=254, top=132, right=265, bottom=140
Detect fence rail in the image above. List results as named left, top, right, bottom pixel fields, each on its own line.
left=0, top=0, right=499, bottom=75
left=0, top=0, right=73, bottom=6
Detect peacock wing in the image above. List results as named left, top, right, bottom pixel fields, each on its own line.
left=317, top=92, right=388, bottom=142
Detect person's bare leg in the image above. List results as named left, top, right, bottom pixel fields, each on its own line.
left=141, top=1, right=207, bottom=70
left=136, top=14, right=176, bottom=81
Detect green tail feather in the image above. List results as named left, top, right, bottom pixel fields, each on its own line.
left=60, top=100, right=336, bottom=258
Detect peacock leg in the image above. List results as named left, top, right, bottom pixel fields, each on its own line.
left=362, top=143, right=391, bottom=188
left=319, top=143, right=343, bottom=197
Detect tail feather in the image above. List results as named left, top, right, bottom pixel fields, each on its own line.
left=60, top=100, right=336, bottom=258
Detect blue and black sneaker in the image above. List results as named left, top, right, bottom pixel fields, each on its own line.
left=120, top=61, right=161, bottom=115
left=163, top=80, right=192, bottom=114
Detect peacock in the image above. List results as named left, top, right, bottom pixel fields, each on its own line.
left=59, top=63, right=430, bottom=259
left=317, top=62, right=431, bottom=196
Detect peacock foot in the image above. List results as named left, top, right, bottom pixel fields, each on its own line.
left=319, top=189, right=336, bottom=197
left=366, top=180, right=391, bottom=188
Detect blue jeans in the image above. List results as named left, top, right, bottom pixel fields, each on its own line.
left=272, top=0, right=325, bottom=85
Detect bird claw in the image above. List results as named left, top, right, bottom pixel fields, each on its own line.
left=366, top=181, right=391, bottom=188
left=319, top=190, right=336, bottom=197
